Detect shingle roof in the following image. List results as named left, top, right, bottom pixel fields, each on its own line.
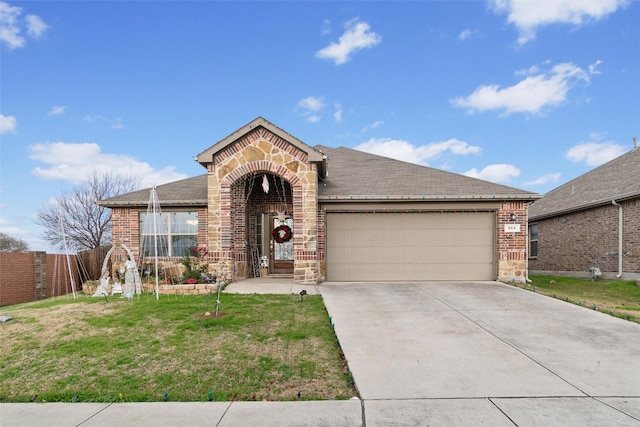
left=315, top=146, right=540, bottom=201
left=98, top=174, right=207, bottom=207
left=99, top=145, right=542, bottom=207
left=529, top=148, right=640, bottom=220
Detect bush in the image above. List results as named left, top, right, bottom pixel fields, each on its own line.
left=180, top=247, right=208, bottom=284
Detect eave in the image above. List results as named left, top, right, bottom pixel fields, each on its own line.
left=530, top=190, right=640, bottom=221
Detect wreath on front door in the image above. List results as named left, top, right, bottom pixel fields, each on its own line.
left=272, top=224, right=293, bottom=243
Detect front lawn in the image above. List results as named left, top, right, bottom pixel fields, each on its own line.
left=0, top=293, right=357, bottom=402
left=526, top=275, right=640, bottom=323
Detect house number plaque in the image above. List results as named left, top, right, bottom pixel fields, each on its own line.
left=504, top=224, right=520, bottom=233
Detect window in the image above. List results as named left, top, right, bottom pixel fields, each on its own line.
left=529, top=224, right=538, bottom=258
left=140, top=211, right=198, bottom=258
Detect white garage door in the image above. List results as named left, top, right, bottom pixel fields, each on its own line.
left=326, top=212, right=495, bottom=281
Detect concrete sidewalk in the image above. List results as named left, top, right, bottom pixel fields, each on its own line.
left=2, top=280, right=639, bottom=426
left=0, top=401, right=362, bottom=427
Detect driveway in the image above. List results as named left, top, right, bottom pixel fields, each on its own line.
left=320, top=281, right=640, bottom=426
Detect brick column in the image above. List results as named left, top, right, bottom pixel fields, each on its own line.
left=497, top=201, right=528, bottom=283
left=33, top=251, right=47, bottom=300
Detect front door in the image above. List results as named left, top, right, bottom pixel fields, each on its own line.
left=270, top=216, right=294, bottom=274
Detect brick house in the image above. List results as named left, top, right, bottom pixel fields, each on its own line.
left=100, top=117, right=541, bottom=285
left=528, top=146, right=640, bottom=280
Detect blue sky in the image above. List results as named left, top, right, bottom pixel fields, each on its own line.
left=1, top=0, right=638, bottom=251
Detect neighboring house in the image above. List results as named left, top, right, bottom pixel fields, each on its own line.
left=529, top=146, right=640, bottom=280
left=100, top=117, right=540, bottom=285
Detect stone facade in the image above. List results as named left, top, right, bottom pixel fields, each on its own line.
left=201, top=126, right=320, bottom=285
left=529, top=198, right=640, bottom=279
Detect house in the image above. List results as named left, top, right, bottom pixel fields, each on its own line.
left=528, top=145, right=640, bottom=280
left=100, top=117, right=541, bottom=285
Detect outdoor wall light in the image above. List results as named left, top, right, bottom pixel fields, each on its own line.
left=510, top=213, right=517, bottom=221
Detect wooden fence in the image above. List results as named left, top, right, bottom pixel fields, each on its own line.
left=77, top=246, right=111, bottom=281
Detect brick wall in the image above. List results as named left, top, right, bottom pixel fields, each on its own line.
left=110, top=207, right=208, bottom=268
left=0, top=252, right=78, bottom=307
left=497, top=201, right=529, bottom=282
left=530, top=198, right=640, bottom=278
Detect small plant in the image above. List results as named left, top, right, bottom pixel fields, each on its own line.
left=180, top=247, right=208, bottom=283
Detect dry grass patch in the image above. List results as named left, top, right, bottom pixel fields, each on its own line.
left=0, top=293, right=357, bottom=402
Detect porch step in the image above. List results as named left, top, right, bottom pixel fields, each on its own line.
left=261, top=274, right=293, bottom=279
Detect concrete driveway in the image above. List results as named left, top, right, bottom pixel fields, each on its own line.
left=320, top=281, right=640, bottom=426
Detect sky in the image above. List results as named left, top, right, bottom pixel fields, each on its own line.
left=1, top=0, right=638, bottom=252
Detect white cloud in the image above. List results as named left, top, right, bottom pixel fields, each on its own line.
left=47, top=105, right=67, bottom=116
left=316, top=18, right=381, bottom=65
left=565, top=135, right=625, bottom=166
left=514, top=64, right=542, bottom=76
left=297, top=96, right=324, bottom=112
left=0, top=113, right=17, bottom=134
left=362, top=120, right=384, bottom=133
left=589, top=59, right=603, bottom=74
left=334, top=103, right=343, bottom=123
left=297, top=96, right=325, bottom=123
left=525, top=172, right=561, bottom=186
left=28, top=142, right=188, bottom=187
left=451, top=61, right=591, bottom=115
left=491, top=0, right=629, bottom=45
left=464, top=164, right=521, bottom=183
left=354, top=137, right=481, bottom=166
left=83, top=114, right=124, bottom=130
left=0, top=226, right=23, bottom=235
left=25, top=13, right=47, bottom=38
left=0, top=1, right=48, bottom=49
left=321, top=19, right=331, bottom=36
left=458, top=28, right=478, bottom=41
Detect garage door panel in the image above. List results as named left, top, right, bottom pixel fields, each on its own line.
left=326, top=212, right=495, bottom=281
left=329, top=212, right=493, bottom=230
left=330, top=228, right=493, bottom=247
left=328, top=262, right=495, bottom=282
left=328, top=245, right=493, bottom=264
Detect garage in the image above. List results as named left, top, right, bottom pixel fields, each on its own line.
left=326, top=212, right=495, bottom=281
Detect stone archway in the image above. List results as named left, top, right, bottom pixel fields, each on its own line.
left=230, top=172, right=295, bottom=277
left=224, top=164, right=299, bottom=279
left=198, top=120, right=323, bottom=285
left=208, top=158, right=319, bottom=284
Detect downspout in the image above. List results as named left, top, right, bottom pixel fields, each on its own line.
left=525, top=204, right=532, bottom=283
left=612, top=200, right=623, bottom=278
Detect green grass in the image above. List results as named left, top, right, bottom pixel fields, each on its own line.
left=524, top=275, right=640, bottom=323
left=0, top=293, right=357, bottom=402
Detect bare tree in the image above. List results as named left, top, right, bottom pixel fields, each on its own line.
left=37, top=172, right=141, bottom=251
left=0, top=232, right=29, bottom=252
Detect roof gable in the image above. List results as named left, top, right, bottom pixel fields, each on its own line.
left=530, top=148, right=640, bottom=219
left=195, top=117, right=325, bottom=166
left=316, top=145, right=540, bottom=201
